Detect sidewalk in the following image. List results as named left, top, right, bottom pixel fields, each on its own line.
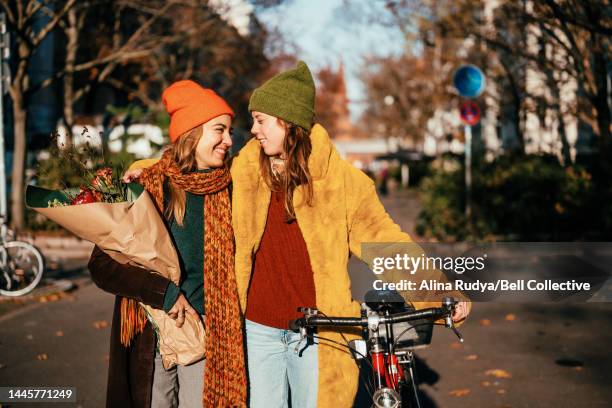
left=0, top=279, right=111, bottom=408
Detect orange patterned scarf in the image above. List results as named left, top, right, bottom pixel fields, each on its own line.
left=120, top=150, right=247, bottom=407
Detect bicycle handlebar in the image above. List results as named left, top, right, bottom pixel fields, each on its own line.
left=289, top=306, right=449, bottom=332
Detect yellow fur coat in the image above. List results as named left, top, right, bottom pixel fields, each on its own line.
left=231, top=124, right=442, bottom=407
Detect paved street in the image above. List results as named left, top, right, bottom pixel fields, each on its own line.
left=0, top=277, right=110, bottom=408
left=0, top=189, right=610, bottom=407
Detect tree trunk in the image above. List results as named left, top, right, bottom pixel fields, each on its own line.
left=592, top=45, right=611, bottom=152
left=546, top=70, right=572, bottom=165
left=11, top=93, right=26, bottom=231
left=62, top=8, right=78, bottom=148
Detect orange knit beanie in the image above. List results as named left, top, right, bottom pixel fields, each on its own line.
left=162, top=80, right=234, bottom=143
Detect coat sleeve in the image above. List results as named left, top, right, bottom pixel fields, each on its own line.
left=346, top=167, right=414, bottom=258
left=345, top=166, right=471, bottom=320
left=88, top=245, right=173, bottom=309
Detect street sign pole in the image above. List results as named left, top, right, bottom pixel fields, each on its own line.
left=454, top=64, right=485, bottom=223
left=464, top=124, right=472, bottom=219
left=458, top=100, right=480, bottom=221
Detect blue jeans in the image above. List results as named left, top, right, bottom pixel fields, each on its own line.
left=246, top=319, right=318, bottom=408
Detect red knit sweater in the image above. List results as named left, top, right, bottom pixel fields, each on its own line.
left=245, top=191, right=317, bottom=329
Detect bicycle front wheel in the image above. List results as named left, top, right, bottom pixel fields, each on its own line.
left=0, top=241, right=45, bottom=297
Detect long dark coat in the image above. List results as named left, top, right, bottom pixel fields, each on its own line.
left=88, top=246, right=172, bottom=408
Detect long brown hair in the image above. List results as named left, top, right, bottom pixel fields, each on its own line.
left=164, top=125, right=203, bottom=225
left=259, top=120, right=314, bottom=222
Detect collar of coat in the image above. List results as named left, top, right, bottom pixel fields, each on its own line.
left=231, top=123, right=334, bottom=182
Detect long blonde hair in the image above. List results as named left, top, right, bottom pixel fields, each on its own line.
left=164, top=125, right=203, bottom=225
left=259, top=120, right=314, bottom=222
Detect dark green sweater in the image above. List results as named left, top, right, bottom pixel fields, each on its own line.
left=162, top=172, right=207, bottom=315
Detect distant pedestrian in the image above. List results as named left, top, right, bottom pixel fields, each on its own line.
left=379, top=166, right=389, bottom=196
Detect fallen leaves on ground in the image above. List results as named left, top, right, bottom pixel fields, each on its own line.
left=38, top=293, right=60, bottom=303
left=37, top=292, right=73, bottom=303
left=505, top=314, right=516, bottom=321
left=449, top=389, right=471, bottom=397
left=36, top=353, right=48, bottom=361
left=479, top=319, right=491, bottom=326
left=93, top=320, right=109, bottom=329
left=450, top=341, right=463, bottom=349
left=485, top=369, right=512, bottom=379
left=481, top=381, right=491, bottom=387
left=55, top=331, right=64, bottom=337
left=497, top=389, right=507, bottom=395
left=464, top=354, right=478, bottom=360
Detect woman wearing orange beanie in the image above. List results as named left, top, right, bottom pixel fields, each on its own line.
left=88, top=80, right=247, bottom=407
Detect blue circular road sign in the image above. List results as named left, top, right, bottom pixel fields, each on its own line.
left=453, top=65, right=486, bottom=98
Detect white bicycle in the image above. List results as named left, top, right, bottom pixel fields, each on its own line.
left=0, top=222, right=45, bottom=297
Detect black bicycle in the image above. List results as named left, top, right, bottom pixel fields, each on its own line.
left=289, top=290, right=464, bottom=408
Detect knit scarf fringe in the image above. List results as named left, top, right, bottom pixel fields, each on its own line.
left=119, top=297, right=148, bottom=347
left=120, top=150, right=247, bottom=407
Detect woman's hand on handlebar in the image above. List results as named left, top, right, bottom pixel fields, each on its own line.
left=452, top=301, right=469, bottom=323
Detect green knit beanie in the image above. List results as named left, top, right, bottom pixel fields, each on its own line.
left=248, top=60, right=315, bottom=132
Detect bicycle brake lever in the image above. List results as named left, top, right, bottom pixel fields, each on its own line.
left=445, top=313, right=465, bottom=343
left=294, top=337, right=304, bottom=354
left=451, top=326, right=464, bottom=343
left=294, top=327, right=308, bottom=355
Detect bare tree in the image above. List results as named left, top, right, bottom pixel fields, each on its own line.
left=0, top=0, right=202, bottom=229
left=435, top=0, right=612, bottom=150
left=357, top=0, right=611, bottom=160
left=104, top=1, right=272, bottom=131
left=1, top=0, right=77, bottom=230
left=55, top=0, right=184, bottom=141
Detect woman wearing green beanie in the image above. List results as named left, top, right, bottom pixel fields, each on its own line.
left=231, top=61, right=470, bottom=408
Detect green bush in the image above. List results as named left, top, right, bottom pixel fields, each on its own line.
left=417, top=155, right=597, bottom=241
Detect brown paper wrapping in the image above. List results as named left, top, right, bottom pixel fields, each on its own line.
left=28, top=188, right=205, bottom=369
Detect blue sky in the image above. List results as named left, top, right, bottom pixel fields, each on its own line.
left=255, top=0, right=405, bottom=120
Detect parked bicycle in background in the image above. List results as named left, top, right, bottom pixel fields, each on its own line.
left=0, top=25, right=45, bottom=297
left=0, top=217, right=45, bottom=297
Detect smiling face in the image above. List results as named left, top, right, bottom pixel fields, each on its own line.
left=250, top=111, right=287, bottom=157
left=195, top=114, right=233, bottom=169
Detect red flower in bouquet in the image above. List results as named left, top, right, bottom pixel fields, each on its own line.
left=92, top=167, right=113, bottom=189
left=66, top=167, right=122, bottom=205
left=71, top=187, right=98, bottom=205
